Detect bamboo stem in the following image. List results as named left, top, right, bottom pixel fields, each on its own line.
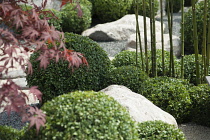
left=181, top=0, right=185, bottom=79
left=143, top=0, right=149, bottom=74
left=160, top=0, right=165, bottom=76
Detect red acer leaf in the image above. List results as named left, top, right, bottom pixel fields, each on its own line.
left=60, top=0, right=73, bottom=7
left=27, top=106, right=46, bottom=134
left=29, top=86, right=42, bottom=102
left=36, top=53, right=50, bottom=69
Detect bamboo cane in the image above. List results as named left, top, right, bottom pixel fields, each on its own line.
left=151, top=0, right=157, bottom=77
left=206, top=22, right=210, bottom=74
left=181, top=0, right=185, bottom=79
left=166, top=0, right=174, bottom=77
left=160, top=0, right=165, bottom=76
left=135, top=1, right=144, bottom=70
left=143, top=0, right=149, bottom=74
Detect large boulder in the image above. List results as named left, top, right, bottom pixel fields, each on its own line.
left=100, top=85, right=178, bottom=127
left=82, top=14, right=165, bottom=41
left=126, top=32, right=181, bottom=57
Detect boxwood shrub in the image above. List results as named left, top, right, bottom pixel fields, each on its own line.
left=108, top=65, right=149, bottom=93
left=89, top=0, right=133, bottom=23
left=22, top=91, right=139, bottom=140
left=60, top=0, right=92, bottom=33
left=189, top=84, right=210, bottom=127
left=26, top=32, right=111, bottom=103
left=182, top=1, right=210, bottom=54
left=0, top=125, right=25, bottom=140
left=137, top=120, right=186, bottom=140
left=140, top=76, right=191, bottom=123
left=112, top=50, right=181, bottom=78
left=129, top=0, right=159, bottom=17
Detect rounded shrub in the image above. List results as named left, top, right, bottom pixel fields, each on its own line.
left=0, top=125, right=25, bottom=140
left=108, top=65, right=149, bottom=93
left=183, top=1, right=210, bottom=54
left=90, top=0, right=133, bottom=23
left=112, top=50, right=181, bottom=78
left=137, top=120, right=186, bottom=140
left=188, top=84, right=210, bottom=127
left=60, top=0, right=92, bottom=34
left=129, top=0, right=159, bottom=17
left=140, top=76, right=191, bottom=123
left=26, top=32, right=111, bottom=103
left=165, top=0, right=181, bottom=13
left=22, top=91, right=139, bottom=140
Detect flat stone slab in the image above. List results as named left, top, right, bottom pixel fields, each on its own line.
left=0, top=78, right=28, bottom=90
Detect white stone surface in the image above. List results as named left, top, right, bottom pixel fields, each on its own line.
left=0, top=78, right=28, bottom=90
left=82, top=14, right=166, bottom=41
left=126, top=32, right=181, bottom=57
left=100, top=85, right=178, bottom=127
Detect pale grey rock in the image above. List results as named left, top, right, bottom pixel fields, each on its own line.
left=100, top=85, right=178, bottom=127
left=0, top=78, right=28, bottom=90
left=1, top=70, right=26, bottom=79
left=126, top=32, right=181, bottom=57
left=82, top=14, right=165, bottom=41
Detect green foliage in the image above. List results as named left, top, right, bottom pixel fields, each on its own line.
left=189, top=84, right=210, bottom=127
left=165, top=0, right=181, bottom=13
left=129, top=0, right=159, bottom=17
left=184, top=0, right=199, bottom=7
left=20, top=5, right=62, bottom=31
left=22, top=91, right=139, bottom=140
left=0, top=125, right=25, bottom=140
left=19, top=4, right=33, bottom=11
left=26, top=33, right=111, bottom=103
left=183, top=1, right=210, bottom=54
left=140, top=76, right=191, bottom=123
left=108, top=65, right=149, bottom=93
left=112, top=50, right=181, bottom=78
left=89, top=0, right=133, bottom=23
left=42, top=9, right=62, bottom=31
left=60, top=0, right=92, bottom=33
left=137, top=120, right=186, bottom=140
left=183, top=54, right=206, bottom=85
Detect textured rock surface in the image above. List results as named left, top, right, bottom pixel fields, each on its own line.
left=100, top=85, right=178, bottom=127
left=126, top=32, right=181, bottom=57
left=82, top=14, right=165, bottom=41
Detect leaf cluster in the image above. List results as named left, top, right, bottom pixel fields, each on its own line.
left=108, top=65, right=149, bottom=93
left=22, top=91, right=138, bottom=140
left=26, top=32, right=111, bottom=103
left=140, top=76, right=191, bottom=123
left=188, top=84, right=210, bottom=127
left=137, top=120, right=186, bottom=140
